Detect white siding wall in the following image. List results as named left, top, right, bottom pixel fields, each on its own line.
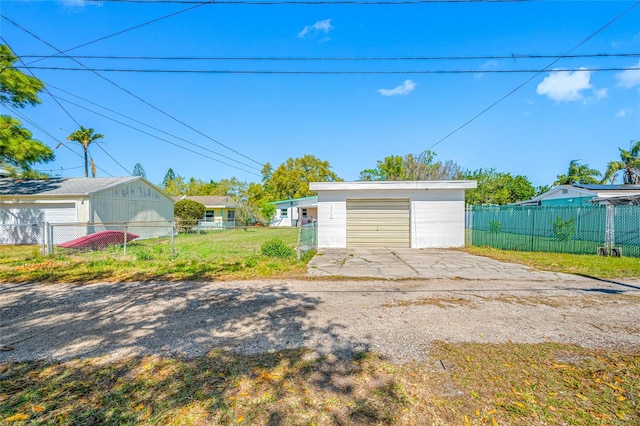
left=90, top=180, right=173, bottom=224
left=317, top=188, right=467, bottom=248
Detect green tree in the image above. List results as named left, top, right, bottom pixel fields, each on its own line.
left=67, top=126, right=103, bottom=177
left=359, top=150, right=462, bottom=181
left=174, top=199, right=206, bottom=233
left=0, top=45, right=44, bottom=108
left=266, top=155, right=341, bottom=200
left=162, top=168, right=176, bottom=187
left=0, top=44, right=54, bottom=173
left=603, top=140, right=640, bottom=185
left=0, top=115, right=54, bottom=171
left=464, top=168, right=535, bottom=205
left=554, top=160, right=601, bottom=186
left=132, top=163, right=146, bottom=178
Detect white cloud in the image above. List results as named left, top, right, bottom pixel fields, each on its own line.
left=616, top=60, right=640, bottom=88
left=298, top=19, right=333, bottom=38
left=615, top=109, right=628, bottom=118
left=377, top=80, right=417, bottom=97
left=536, top=68, right=604, bottom=103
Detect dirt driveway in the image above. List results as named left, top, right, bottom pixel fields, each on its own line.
left=2, top=259, right=639, bottom=363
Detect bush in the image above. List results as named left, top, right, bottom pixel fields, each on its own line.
left=261, top=238, right=295, bottom=258
left=488, top=220, right=503, bottom=234
left=551, top=216, right=576, bottom=241
left=174, top=199, right=206, bottom=233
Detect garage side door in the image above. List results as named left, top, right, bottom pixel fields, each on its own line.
left=346, top=199, right=410, bottom=248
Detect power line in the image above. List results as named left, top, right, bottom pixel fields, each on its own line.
left=425, top=0, right=640, bottom=152
left=14, top=65, right=640, bottom=74
left=0, top=36, right=81, bottom=128
left=18, top=53, right=640, bottom=61
left=2, top=14, right=266, bottom=169
left=82, top=0, right=535, bottom=4
left=47, top=83, right=262, bottom=172
left=51, top=93, right=262, bottom=176
left=24, top=1, right=212, bottom=67
left=8, top=106, right=116, bottom=177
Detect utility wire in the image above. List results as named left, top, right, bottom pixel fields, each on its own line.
left=15, top=65, right=640, bottom=74
left=52, top=93, right=262, bottom=176
left=425, top=0, right=640, bottom=152
left=18, top=53, right=640, bottom=61
left=82, top=0, right=535, bottom=4
left=47, top=83, right=261, bottom=171
left=24, top=1, right=212, bottom=67
left=2, top=36, right=128, bottom=177
left=0, top=36, right=80, bottom=128
left=8, top=106, right=116, bottom=177
left=2, top=15, right=265, bottom=168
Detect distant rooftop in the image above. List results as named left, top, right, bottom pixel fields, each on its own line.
left=0, top=177, right=141, bottom=197
left=573, top=183, right=640, bottom=191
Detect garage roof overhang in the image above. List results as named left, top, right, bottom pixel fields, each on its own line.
left=310, top=180, right=477, bottom=191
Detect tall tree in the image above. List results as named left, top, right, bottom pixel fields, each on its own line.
left=265, top=155, right=341, bottom=200
left=0, top=44, right=54, bottom=173
left=554, top=160, right=601, bottom=186
left=463, top=168, right=535, bottom=205
left=359, top=150, right=462, bottom=181
left=132, top=163, right=146, bottom=178
left=603, top=140, right=640, bottom=185
left=162, top=168, right=176, bottom=187
left=66, top=126, right=103, bottom=177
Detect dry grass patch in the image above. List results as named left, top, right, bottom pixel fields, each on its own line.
left=2, top=343, right=638, bottom=425
left=383, top=296, right=474, bottom=309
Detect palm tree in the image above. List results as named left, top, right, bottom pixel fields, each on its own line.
left=67, top=126, right=103, bottom=177
left=603, top=140, right=640, bottom=185
left=553, top=159, right=602, bottom=186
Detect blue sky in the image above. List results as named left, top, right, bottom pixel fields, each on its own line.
left=2, top=0, right=640, bottom=188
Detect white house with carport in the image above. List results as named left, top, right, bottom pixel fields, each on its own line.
left=309, top=180, right=477, bottom=248
left=270, top=196, right=318, bottom=227
left=0, top=177, right=174, bottom=244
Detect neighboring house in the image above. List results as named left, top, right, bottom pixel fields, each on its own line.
left=517, top=183, right=640, bottom=206
left=271, top=196, right=318, bottom=227
left=0, top=177, right=174, bottom=244
left=175, top=196, right=237, bottom=226
left=309, top=180, right=477, bottom=248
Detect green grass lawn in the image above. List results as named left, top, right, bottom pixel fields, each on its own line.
left=1, top=343, right=638, bottom=425
left=0, top=228, right=311, bottom=283
left=464, top=246, right=640, bottom=279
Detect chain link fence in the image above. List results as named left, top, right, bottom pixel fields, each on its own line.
left=467, top=204, right=640, bottom=257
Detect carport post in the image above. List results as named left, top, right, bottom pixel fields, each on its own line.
left=123, top=224, right=128, bottom=255
left=41, top=222, right=46, bottom=255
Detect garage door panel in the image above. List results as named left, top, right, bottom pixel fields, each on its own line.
left=346, top=199, right=410, bottom=248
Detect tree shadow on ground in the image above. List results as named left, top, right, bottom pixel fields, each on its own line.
left=0, top=281, right=415, bottom=424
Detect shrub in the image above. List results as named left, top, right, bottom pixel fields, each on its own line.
left=174, top=199, right=206, bottom=233
left=551, top=216, right=576, bottom=241
left=488, top=220, right=503, bottom=234
left=261, top=238, right=295, bottom=258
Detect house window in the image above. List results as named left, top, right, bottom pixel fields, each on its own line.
left=280, top=208, right=288, bottom=218
left=205, top=210, right=214, bottom=222
left=227, top=210, right=235, bottom=221
left=301, top=208, right=308, bottom=218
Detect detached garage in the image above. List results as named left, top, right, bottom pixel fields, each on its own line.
left=0, top=177, right=174, bottom=244
left=309, top=180, right=477, bottom=249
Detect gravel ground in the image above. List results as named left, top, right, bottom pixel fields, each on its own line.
left=1, top=276, right=639, bottom=363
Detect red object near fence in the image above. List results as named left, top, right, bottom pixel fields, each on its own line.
left=58, top=230, right=139, bottom=250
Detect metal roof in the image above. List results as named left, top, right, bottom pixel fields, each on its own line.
left=572, top=183, right=640, bottom=191
left=0, top=177, right=142, bottom=197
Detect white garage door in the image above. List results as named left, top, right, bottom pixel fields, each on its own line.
left=0, top=203, right=76, bottom=225
left=346, top=199, right=410, bottom=248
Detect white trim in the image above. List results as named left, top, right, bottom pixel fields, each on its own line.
left=310, top=180, right=477, bottom=191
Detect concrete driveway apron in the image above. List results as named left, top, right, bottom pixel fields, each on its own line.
left=308, top=248, right=584, bottom=281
